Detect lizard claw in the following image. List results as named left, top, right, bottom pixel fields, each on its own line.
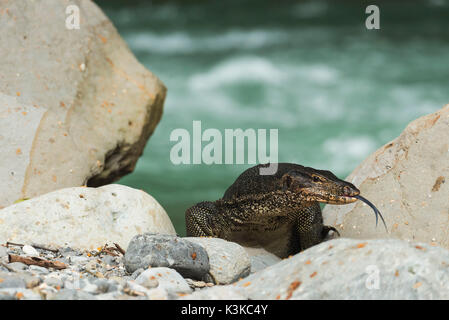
left=322, top=225, right=340, bottom=239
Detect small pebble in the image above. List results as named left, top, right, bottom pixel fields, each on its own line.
left=22, top=245, right=39, bottom=257
left=0, top=246, right=7, bottom=258
left=7, top=262, right=28, bottom=272
left=29, top=265, right=50, bottom=275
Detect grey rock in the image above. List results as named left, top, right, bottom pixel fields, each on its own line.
left=102, top=255, right=117, bottom=266
left=59, top=247, right=78, bottom=257
left=24, top=275, right=41, bottom=289
left=134, top=271, right=159, bottom=289
left=185, top=237, right=251, bottom=284
left=29, top=265, right=50, bottom=275
left=124, top=233, right=209, bottom=279
left=0, top=246, right=7, bottom=258
left=243, top=247, right=282, bottom=273
left=44, top=276, right=63, bottom=288
left=48, top=289, right=97, bottom=300
left=6, top=262, right=28, bottom=272
left=93, top=278, right=119, bottom=293
left=79, top=279, right=99, bottom=294
left=0, top=290, right=16, bottom=300
left=0, top=288, right=41, bottom=300
left=69, top=256, right=90, bottom=264
left=85, top=260, right=99, bottom=272
left=0, top=275, right=26, bottom=289
left=131, top=268, right=145, bottom=280
left=179, top=286, right=247, bottom=300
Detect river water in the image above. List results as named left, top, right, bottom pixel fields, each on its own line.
left=97, top=0, right=449, bottom=234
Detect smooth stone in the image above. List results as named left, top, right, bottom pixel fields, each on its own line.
left=0, top=185, right=176, bottom=250
left=22, top=245, right=39, bottom=257
left=0, top=0, right=166, bottom=209
left=243, top=247, right=282, bottom=273
left=102, top=255, right=117, bottom=266
left=6, top=262, right=28, bottom=272
left=48, top=289, right=97, bottom=300
left=179, top=286, right=247, bottom=300
left=236, top=238, right=449, bottom=299
left=29, top=265, right=50, bottom=275
left=135, top=267, right=192, bottom=295
left=185, top=237, right=251, bottom=284
left=0, top=288, right=41, bottom=300
left=0, top=275, right=26, bottom=289
left=124, top=233, right=209, bottom=279
left=69, top=256, right=90, bottom=264
left=323, top=104, right=449, bottom=249
left=44, top=276, right=63, bottom=288
left=134, top=271, right=159, bottom=289
left=93, top=278, right=119, bottom=293
left=24, top=276, right=41, bottom=289
left=0, top=246, right=7, bottom=258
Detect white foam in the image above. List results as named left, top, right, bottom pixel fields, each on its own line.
left=125, top=29, right=289, bottom=54
left=323, top=136, right=377, bottom=159
left=293, top=64, right=340, bottom=85
left=189, top=56, right=284, bottom=90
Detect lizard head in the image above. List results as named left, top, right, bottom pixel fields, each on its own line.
left=281, top=167, right=359, bottom=204
left=282, top=166, right=388, bottom=231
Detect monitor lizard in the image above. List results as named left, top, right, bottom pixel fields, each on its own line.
left=185, top=163, right=385, bottom=258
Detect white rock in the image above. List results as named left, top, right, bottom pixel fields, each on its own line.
left=323, top=104, right=449, bottom=249
left=0, top=184, right=176, bottom=250
left=135, top=267, right=192, bottom=295
left=145, top=287, right=169, bottom=300
left=0, top=0, right=166, bottom=209
left=185, top=237, right=251, bottom=284
left=22, top=245, right=39, bottom=257
left=199, top=238, right=449, bottom=300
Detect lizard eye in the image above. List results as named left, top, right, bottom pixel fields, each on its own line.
left=312, top=175, right=322, bottom=182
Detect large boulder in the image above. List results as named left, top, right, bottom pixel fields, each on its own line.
left=323, top=104, right=449, bottom=248
left=182, top=238, right=449, bottom=300
left=0, top=0, right=166, bottom=209
left=0, top=184, right=176, bottom=250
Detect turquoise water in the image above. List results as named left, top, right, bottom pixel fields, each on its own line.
left=98, top=0, right=449, bottom=235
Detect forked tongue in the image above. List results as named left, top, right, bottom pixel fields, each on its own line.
left=354, top=195, right=388, bottom=232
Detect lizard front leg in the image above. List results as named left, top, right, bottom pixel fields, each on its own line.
left=294, top=203, right=328, bottom=252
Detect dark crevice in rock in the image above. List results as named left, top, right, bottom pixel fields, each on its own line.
left=86, top=143, right=135, bottom=187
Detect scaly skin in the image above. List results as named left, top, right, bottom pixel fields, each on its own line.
left=185, top=163, right=360, bottom=258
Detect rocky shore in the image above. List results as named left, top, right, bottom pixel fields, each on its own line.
left=2, top=232, right=449, bottom=300
left=0, top=232, right=268, bottom=300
